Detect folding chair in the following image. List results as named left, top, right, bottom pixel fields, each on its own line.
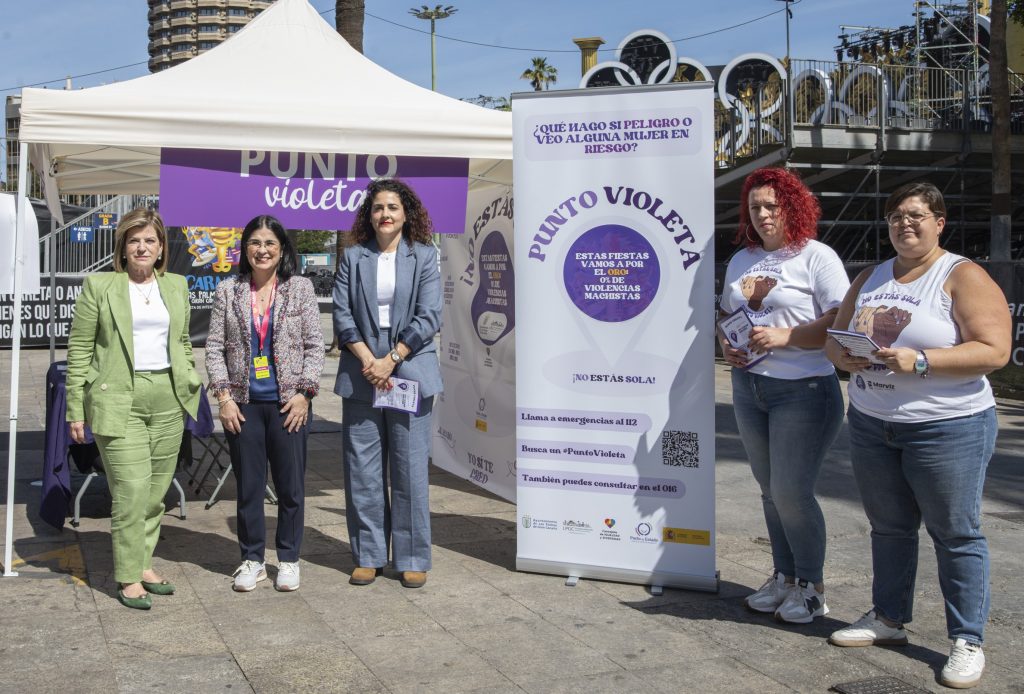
left=70, top=443, right=187, bottom=527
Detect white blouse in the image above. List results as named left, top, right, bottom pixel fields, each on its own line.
left=377, top=251, right=397, bottom=329
left=129, top=280, right=171, bottom=370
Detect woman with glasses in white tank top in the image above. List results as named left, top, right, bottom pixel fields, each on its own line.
left=825, top=182, right=1011, bottom=689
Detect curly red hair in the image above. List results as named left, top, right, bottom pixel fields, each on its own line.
left=734, top=167, right=820, bottom=250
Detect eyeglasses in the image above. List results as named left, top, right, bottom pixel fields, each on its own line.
left=885, top=212, right=935, bottom=227
left=246, top=240, right=279, bottom=250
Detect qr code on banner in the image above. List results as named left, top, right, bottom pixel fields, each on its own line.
left=662, top=431, right=699, bottom=468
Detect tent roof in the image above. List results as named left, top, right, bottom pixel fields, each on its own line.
left=18, top=0, right=512, bottom=196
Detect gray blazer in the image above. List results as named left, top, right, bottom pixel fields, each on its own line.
left=332, top=237, right=443, bottom=402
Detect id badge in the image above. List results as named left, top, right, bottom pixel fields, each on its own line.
left=253, top=355, right=270, bottom=380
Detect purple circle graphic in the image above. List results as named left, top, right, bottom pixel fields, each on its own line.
left=562, top=224, right=660, bottom=322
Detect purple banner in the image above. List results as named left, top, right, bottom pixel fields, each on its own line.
left=159, top=148, right=470, bottom=233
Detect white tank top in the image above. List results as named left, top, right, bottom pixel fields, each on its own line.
left=846, top=252, right=995, bottom=422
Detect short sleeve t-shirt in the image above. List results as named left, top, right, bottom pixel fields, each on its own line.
left=721, top=239, right=849, bottom=380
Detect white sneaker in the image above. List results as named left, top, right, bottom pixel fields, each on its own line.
left=774, top=578, right=828, bottom=624
left=232, top=560, right=267, bottom=592
left=745, top=571, right=789, bottom=613
left=940, top=638, right=985, bottom=689
left=275, top=561, right=300, bottom=592
left=829, top=609, right=909, bottom=647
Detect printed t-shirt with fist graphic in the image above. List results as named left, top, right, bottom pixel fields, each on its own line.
left=846, top=252, right=995, bottom=422
left=722, top=240, right=849, bottom=380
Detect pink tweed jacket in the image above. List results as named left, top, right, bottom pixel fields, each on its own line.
left=205, top=274, right=325, bottom=405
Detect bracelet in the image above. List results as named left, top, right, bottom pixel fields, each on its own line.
left=217, top=397, right=232, bottom=405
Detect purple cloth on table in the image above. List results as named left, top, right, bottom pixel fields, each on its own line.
left=39, top=363, right=213, bottom=529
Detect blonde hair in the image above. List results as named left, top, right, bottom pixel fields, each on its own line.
left=112, top=208, right=168, bottom=274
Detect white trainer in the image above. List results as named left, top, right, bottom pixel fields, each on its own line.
left=275, top=561, right=300, bottom=592
left=774, top=579, right=828, bottom=624
left=745, top=571, right=789, bottom=613
left=829, top=610, right=909, bottom=647
left=940, top=638, right=985, bottom=689
left=232, top=560, right=267, bottom=592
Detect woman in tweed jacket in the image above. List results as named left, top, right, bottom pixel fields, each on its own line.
left=205, top=215, right=324, bottom=592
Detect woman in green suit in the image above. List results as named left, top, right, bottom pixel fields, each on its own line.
left=66, top=208, right=202, bottom=610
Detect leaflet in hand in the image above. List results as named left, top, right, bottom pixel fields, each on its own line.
left=827, top=329, right=884, bottom=364
left=373, top=377, right=420, bottom=414
left=717, top=308, right=768, bottom=369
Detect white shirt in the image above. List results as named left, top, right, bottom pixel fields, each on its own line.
left=846, top=252, right=995, bottom=422
left=377, top=251, right=397, bottom=329
left=721, top=239, right=849, bottom=380
left=128, top=279, right=171, bottom=370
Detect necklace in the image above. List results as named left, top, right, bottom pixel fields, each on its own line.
left=131, top=280, right=155, bottom=304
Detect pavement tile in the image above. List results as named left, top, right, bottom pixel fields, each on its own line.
left=0, top=610, right=109, bottom=677
left=304, top=581, right=444, bottom=638
left=100, top=603, right=227, bottom=659
left=2, top=354, right=1021, bottom=693
left=232, top=642, right=385, bottom=693
left=449, top=618, right=621, bottom=681
left=629, top=661, right=792, bottom=694
left=205, top=594, right=336, bottom=651
left=343, top=629, right=503, bottom=691
left=110, top=653, right=248, bottom=692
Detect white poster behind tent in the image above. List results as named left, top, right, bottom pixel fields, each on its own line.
left=0, top=193, right=41, bottom=295
left=433, top=184, right=517, bottom=502
left=512, top=83, right=717, bottom=590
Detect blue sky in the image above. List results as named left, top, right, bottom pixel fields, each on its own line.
left=2, top=0, right=921, bottom=99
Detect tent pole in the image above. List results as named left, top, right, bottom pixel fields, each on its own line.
left=3, top=142, right=30, bottom=578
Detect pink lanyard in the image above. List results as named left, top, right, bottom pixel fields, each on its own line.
left=250, top=280, right=277, bottom=356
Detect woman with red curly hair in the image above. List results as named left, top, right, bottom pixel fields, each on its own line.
left=719, top=167, right=849, bottom=623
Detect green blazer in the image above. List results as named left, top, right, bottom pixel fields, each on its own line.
left=65, top=271, right=202, bottom=438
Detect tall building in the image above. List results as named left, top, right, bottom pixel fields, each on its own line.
left=148, top=0, right=274, bottom=72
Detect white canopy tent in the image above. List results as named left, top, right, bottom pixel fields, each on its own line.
left=5, top=0, right=512, bottom=574
left=18, top=0, right=512, bottom=198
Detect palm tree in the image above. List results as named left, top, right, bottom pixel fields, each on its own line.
left=521, top=57, right=558, bottom=91
left=335, top=0, right=364, bottom=52
left=331, top=0, right=365, bottom=354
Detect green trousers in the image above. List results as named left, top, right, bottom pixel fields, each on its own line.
left=93, top=370, right=185, bottom=584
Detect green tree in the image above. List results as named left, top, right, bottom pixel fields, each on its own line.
left=520, top=57, right=558, bottom=91
left=1010, top=0, right=1024, bottom=23
left=295, top=230, right=334, bottom=254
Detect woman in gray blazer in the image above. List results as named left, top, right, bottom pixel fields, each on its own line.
left=333, top=178, right=442, bottom=589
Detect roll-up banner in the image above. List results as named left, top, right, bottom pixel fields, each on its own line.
left=512, top=83, right=717, bottom=591
left=433, top=184, right=517, bottom=502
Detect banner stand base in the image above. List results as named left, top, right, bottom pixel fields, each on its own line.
left=517, top=558, right=719, bottom=594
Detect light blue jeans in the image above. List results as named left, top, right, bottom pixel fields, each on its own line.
left=847, top=405, right=996, bottom=645
left=731, top=369, right=844, bottom=584
left=342, top=397, right=435, bottom=572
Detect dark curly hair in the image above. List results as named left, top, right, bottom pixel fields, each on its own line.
left=349, top=178, right=434, bottom=246
left=734, top=167, right=820, bottom=250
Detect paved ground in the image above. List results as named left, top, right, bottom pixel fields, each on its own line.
left=1, top=347, right=1022, bottom=693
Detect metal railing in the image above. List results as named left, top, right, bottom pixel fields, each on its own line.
left=714, top=60, right=1024, bottom=166
left=40, top=195, right=158, bottom=276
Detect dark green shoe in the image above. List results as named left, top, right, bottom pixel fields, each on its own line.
left=117, top=589, right=152, bottom=610
left=141, top=580, right=175, bottom=595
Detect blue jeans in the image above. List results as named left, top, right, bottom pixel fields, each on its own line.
left=847, top=406, right=996, bottom=645
left=731, top=369, right=844, bottom=584
left=342, top=397, right=435, bottom=572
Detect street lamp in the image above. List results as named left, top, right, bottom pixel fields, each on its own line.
left=409, top=5, right=458, bottom=91
left=775, top=0, right=794, bottom=151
